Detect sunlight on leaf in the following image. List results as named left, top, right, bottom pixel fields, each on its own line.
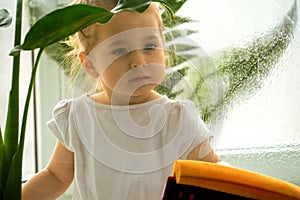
left=112, top=0, right=151, bottom=13
left=154, top=0, right=187, bottom=16
left=10, top=4, right=114, bottom=55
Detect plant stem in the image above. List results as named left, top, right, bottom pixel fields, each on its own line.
left=4, top=0, right=23, bottom=168
left=19, top=48, right=44, bottom=155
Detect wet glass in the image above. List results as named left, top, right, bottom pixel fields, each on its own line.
left=178, top=0, right=300, bottom=185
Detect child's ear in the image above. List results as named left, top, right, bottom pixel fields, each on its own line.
left=79, top=52, right=99, bottom=78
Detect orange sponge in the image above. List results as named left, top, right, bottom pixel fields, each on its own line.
left=166, top=160, right=300, bottom=200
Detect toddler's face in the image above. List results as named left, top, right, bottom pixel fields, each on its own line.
left=85, top=8, right=165, bottom=99
left=85, top=5, right=165, bottom=98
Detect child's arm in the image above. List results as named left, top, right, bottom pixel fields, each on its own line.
left=187, top=140, right=221, bottom=163
left=22, top=141, right=74, bottom=200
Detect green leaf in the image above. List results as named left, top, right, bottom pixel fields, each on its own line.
left=112, top=0, right=151, bottom=13
left=4, top=90, right=19, bottom=163
left=3, top=152, right=22, bottom=199
left=154, top=0, right=187, bottom=14
left=163, top=16, right=194, bottom=29
left=164, top=29, right=197, bottom=42
left=112, top=0, right=187, bottom=18
left=0, top=127, right=5, bottom=197
left=0, top=9, right=12, bottom=28
left=10, top=4, right=114, bottom=55
left=4, top=0, right=23, bottom=170
left=167, top=43, right=199, bottom=53
left=167, top=51, right=197, bottom=67
left=0, top=127, right=3, bottom=146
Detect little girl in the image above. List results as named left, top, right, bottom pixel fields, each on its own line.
left=22, top=1, right=220, bottom=199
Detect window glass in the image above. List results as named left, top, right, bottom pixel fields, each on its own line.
left=178, top=0, right=300, bottom=185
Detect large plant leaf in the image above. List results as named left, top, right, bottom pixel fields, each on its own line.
left=4, top=0, right=23, bottom=170
left=155, top=0, right=187, bottom=15
left=10, top=4, right=114, bottom=55
left=0, top=127, right=3, bottom=147
left=3, top=91, right=20, bottom=160
left=112, top=0, right=151, bottom=13
left=112, top=0, right=187, bottom=16
left=0, top=127, right=5, bottom=197
left=0, top=9, right=12, bottom=28
left=2, top=152, right=22, bottom=199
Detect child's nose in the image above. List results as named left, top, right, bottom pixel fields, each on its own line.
left=129, top=49, right=146, bottom=69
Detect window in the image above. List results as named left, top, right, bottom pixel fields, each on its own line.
left=178, top=0, right=300, bottom=185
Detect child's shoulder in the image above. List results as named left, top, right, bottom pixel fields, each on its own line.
left=52, top=98, right=72, bottom=116
left=165, top=97, right=197, bottom=111
left=51, top=95, right=87, bottom=117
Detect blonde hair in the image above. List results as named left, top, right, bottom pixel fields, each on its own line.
left=64, top=1, right=164, bottom=86
left=64, top=0, right=118, bottom=83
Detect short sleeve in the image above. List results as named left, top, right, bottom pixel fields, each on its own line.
left=46, top=99, right=73, bottom=151
left=178, top=99, right=212, bottom=159
left=182, top=99, right=211, bottom=138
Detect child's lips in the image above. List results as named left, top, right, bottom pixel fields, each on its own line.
left=128, top=75, right=151, bottom=83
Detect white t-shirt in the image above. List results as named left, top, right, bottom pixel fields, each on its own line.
left=47, top=95, right=211, bottom=200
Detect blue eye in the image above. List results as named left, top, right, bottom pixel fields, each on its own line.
left=113, top=48, right=128, bottom=55
left=143, top=43, right=157, bottom=51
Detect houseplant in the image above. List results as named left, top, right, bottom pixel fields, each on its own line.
left=0, top=0, right=187, bottom=199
